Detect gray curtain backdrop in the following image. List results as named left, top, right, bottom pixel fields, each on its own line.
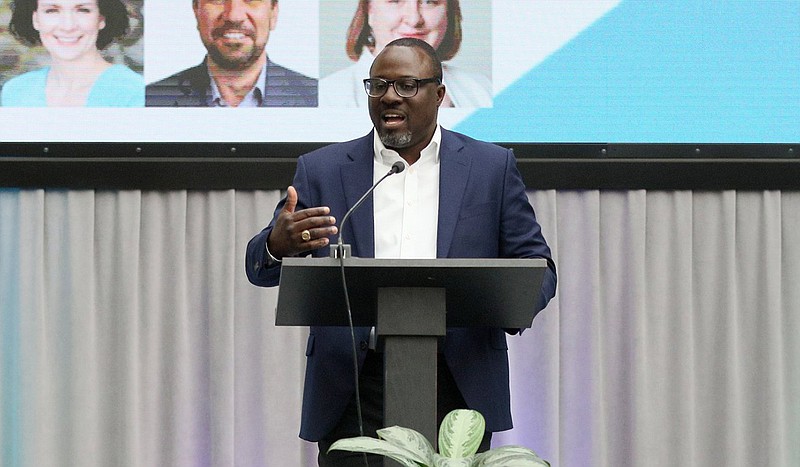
left=1, top=189, right=798, bottom=466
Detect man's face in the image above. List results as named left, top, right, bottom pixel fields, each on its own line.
left=194, top=0, right=278, bottom=70
left=368, top=45, right=444, bottom=156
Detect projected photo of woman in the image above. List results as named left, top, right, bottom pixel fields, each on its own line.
left=1, top=0, right=143, bottom=107
left=319, top=0, right=492, bottom=108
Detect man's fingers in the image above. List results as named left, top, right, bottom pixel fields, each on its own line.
left=284, top=187, right=332, bottom=219
left=294, top=207, right=333, bottom=222
left=283, top=186, right=298, bottom=214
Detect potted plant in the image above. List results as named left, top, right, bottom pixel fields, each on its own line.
left=329, top=409, right=550, bottom=466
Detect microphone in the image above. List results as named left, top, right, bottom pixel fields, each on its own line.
left=332, top=160, right=405, bottom=451
left=333, top=160, right=405, bottom=258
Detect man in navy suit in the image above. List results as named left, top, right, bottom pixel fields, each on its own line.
left=146, top=0, right=316, bottom=107
left=246, top=38, right=556, bottom=466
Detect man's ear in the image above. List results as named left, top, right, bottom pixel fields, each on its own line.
left=193, top=2, right=201, bottom=31
left=269, top=1, right=279, bottom=31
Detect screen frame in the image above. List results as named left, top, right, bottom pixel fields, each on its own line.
left=1, top=143, right=797, bottom=190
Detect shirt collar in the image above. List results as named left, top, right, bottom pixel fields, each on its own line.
left=207, top=58, right=267, bottom=107
left=372, top=124, right=442, bottom=168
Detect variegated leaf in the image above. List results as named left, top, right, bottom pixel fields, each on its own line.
left=327, top=436, right=421, bottom=467
left=432, top=453, right=475, bottom=467
left=438, top=409, right=486, bottom=458
left=473, top=445, right=550, bottom=466
left=376, top=426, right=435, bottom=465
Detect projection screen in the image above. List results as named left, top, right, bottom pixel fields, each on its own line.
left=0, top=0, right=797, bottom=189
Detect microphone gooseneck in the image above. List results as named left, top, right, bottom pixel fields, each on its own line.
left=333, top=159, right=405, bottom=451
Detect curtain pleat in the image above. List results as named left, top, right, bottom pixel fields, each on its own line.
left=1, top=188, right=798, bottom=466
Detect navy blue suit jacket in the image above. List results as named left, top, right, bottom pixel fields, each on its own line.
left=246, top=129, right=557, bottom=441
left=145, top=58, right=317, bottom=107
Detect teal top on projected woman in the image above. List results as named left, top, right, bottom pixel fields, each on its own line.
left=1, top=64, right=144, bottom=107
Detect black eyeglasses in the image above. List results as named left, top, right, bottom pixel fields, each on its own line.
left=363, top=77, right=441, bottom=98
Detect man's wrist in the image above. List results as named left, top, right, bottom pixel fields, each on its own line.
left=265, top=241, right=282, bottom=266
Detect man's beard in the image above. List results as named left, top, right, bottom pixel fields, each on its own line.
left=378, top=130, right=413, bottom=149
left=206, top=42, right=264, bottom=71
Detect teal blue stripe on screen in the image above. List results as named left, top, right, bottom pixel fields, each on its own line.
left=1, top=189, right=23, bottom=467
left=456, top=0, right=800, bottom=142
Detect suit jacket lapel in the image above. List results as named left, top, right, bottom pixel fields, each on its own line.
left=174, top=61, right=211, bottom=107
left=339, top=134, right=375, bottom=258
left=437, top=129, right=470, bottom=258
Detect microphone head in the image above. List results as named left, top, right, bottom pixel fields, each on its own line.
left=391, top=161, right=406, bottom=174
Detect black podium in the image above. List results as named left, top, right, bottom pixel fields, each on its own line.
left=275, top=257, right=547, bottom=446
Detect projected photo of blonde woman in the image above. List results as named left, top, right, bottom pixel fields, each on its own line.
left=319, top=0, right=492, bottom=108
left=1, top=0, right=143, bottom=107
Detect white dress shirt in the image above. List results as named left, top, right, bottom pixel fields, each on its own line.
left=372, top=126, right=442, bottom=260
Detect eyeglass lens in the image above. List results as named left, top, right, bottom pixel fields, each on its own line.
left=365, top=79, right=421, bottom=98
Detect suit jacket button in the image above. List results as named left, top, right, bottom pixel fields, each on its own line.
left=360, top=341, right=369, bottom=351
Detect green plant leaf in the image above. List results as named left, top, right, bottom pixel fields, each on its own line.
left=473, top=445, right=550, bottom=466
left=432, top=453, right=475, bottom=466
left=328, top=435, right=425, bottom=467
left=438, top=409, right=486, bottom=458
left=376, top=426, right=435, bottom=465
